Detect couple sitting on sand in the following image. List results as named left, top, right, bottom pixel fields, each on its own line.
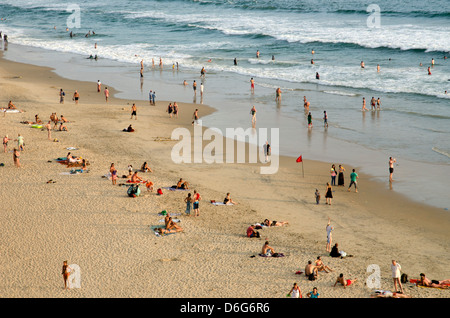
left=304, top=257, right=333, bottom=281
left=155, top=212, right=183, bottom=236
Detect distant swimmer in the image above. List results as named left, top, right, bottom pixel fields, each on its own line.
left=428, top=66, right=431, bottom=75
left=69, top=31, right=73, bottom=38
left=377, top=64, right=380, bottom=72
left=431, top=58, right=435, bottom=66
left=276, top=88, right=282, bottom=102
left=361, top=61, right=365, bottom=68
left=200, top=67, right=206, bottom=77
left=234, top=58, right=237, bottom=65
left=316, top=72, right=320, bottom=80
left=94, top=43, right=97, bottom=49
left=159, top=57, right=163, bottom=68
left=250, top=78, right=255, bottom=93
left=419, top=62, right=423, bottom=67
left=183, top=80, right=188, bottom=86
left=207, top=59, right=212, bottom=63
left=311, top=49, right=315, bottom=55
left=311, top=59, right=314, bottom=65
left=272, top=55, right=275, bottom=61
left=362, top=97, right=368, bottom=111
left=256, top=50, right=260, bottom=58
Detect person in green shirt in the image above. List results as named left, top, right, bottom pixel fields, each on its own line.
left=347, top=169, right=358, bottom=193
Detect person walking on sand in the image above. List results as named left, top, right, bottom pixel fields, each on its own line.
left=13, top=148, right=20, bottom=167
left=104, top=87, right=109, bottom=102
left=288, top=283, right=302, bottom=298
left=389, top=157, right=396, bottom=182
left=16, top=134, right=24, bottom=151
left=72, top=90, right=80, bottom=104
left=348, top=169, right=358, bottom=192
left=3, top=135, right=11, bottom=153
left=46, top=121, right=52, bottom=140
left=130, top=103, right=137, bottom=120
left=59, top=89, right=65, bottom=104
left=325, top=182, right=333, bottom=205
left=250, top=105, right=257, bottom=124
left=97, top=80, right=101, bottom=92
left=391, top=260, right=404, bottom=294
left=326, top=218, right=333, bottom=252
left=192, top=109, right=199, bottom=125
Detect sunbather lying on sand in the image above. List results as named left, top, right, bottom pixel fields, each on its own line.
left=263, top=219, right=288, bottom=227
left=154, top=227, right=181, bottom=236
left=371, top=291, right=410, bottom=298
left=417, top=273, right=450, bottom=289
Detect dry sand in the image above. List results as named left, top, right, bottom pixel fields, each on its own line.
left=0, top=53, right=449, bottom=298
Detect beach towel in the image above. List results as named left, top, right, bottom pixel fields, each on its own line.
left=66, top=147, right=78, bottom=150
left=258, top=253, right=285, bottom=258
left=410, top=279, right=450, bottom=288
left=3, top=109, right=20, bottom=113
left=162, top=187, right=188, bottom=191
left=158, top=218, right=181, bottom=223
left=126, top=180, right=146, bottom=184
left=150, top=225, right=178, bottom=237
left=211, top=201, right=234, bottom=206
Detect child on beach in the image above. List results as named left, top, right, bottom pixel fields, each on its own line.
left=315, top=189, right=320, bottom=204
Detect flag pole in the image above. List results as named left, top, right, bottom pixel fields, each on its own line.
left=302, top=159, right=304, bottom=178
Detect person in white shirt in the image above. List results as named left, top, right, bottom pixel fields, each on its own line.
left=391, top=260, right=404, bottom=294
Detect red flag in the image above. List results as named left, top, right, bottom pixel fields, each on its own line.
left=296, top=155, right=302, bottom=163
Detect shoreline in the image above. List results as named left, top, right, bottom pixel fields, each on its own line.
left=3, top=42, right=449, bottom=210
left=1, top=48, right=450, bottom=298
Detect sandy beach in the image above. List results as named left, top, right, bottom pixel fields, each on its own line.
left=1, top=51, right=449, bottom=298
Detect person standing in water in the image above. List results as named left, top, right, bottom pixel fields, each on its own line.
left=250, top=105, right=257, bottom=125
left=389, top=157, right=396, bottom=182
left=276, top=88, right=282, bottom=102
left=362, top=97, right=369, bottom=111
left=323, top=111, right=328, bottom=127
left=250, top=78, right=255, bottom=93
left=104, top=87, right=109, bottom=102
left=97, top=80, right=101, bottom=92
left=307, top=112, right=313, bottom=128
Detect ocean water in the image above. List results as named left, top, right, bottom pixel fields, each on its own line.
left=0, top=0, right=449, bottom=208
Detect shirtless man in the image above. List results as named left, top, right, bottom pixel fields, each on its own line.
left=305, top=261, right=318, bottom=280
left=130, top=103, right=137, bottom=120
left=130, top=171, right=143, bottom=183
left=60, top=115, right=68, bottom=123
left=261, top=241, right=275, bottom=256
left=377, top=97, right=381, bottom=110
left=192, top=109, right=199, bottom=125
left=7, top=100, right=16, bottom=109
left=389, top=157, right=396, bottom=182
left=256, top=50, right=260, bottom=58
left=370, top=97, right=376, bottom=111
left=362, top=97, right=369, bottom=111
left=59, top=122, right=68, bottom=131
left=377, top=64, right=380, bottom=72
left=72, top=91, right=80, bottom=104
left=418, top=273, right=450, bottom=289
left=193, top=80, right=197, bottom=95
left=46, top=121, right=52, bottom=140
left=334, top=274, right=357, bottom=288
left=361, top=61, right=365, bottom=68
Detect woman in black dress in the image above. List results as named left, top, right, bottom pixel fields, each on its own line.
left=338, top=164, right=345, bottom=186
left=325, top=182, right=333, bottom=205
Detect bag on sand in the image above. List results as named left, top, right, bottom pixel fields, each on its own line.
left=401, top=273, right=408, bottom=284
left=157, top=188, right=163, bottom=195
